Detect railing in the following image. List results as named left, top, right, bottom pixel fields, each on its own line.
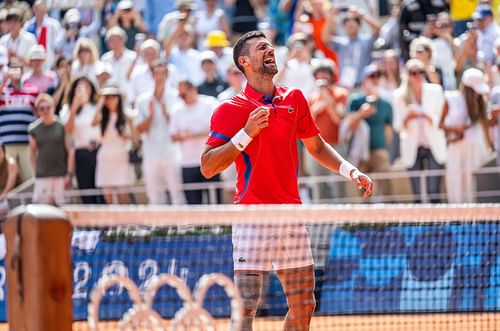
left=5, top=165, right=500, bottom=206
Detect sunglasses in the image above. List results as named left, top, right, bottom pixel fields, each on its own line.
left=37, top=105, right=51, bottom=111
left=409, top=70, right=425, bottom=76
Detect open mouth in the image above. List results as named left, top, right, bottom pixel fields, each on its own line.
left=264, top=58, right=275, bottom=65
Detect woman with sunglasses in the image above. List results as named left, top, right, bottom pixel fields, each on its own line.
left=393, top=59, right=447, bottom=203
left=92, top=84, right=136, bottom=204
left=28, top=94, right=74, bottom=205
left=439, top=68, right=493, bottom=203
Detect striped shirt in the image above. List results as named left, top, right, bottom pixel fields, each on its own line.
left=0, top=85, right=38, bottom=145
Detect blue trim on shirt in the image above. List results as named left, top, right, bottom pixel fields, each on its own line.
left=236, top=151, right=252, bottom=203
left=210, top=131, right=231, bottom=142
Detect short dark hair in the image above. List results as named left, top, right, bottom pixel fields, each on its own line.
left=232, top=30, right=267, bottom=73
left=178, top=79, right=195, bottom=90
left=150, top=59, right=168, bottom=71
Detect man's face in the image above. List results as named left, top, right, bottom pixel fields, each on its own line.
left=245, top=37, right=277, bottom=75
left=107, top=35, right=124, bottom=51
left=343, top=18, right=360, bottom=37
left=152, top=65, right=167, bottom=84
left=142, top=47, right=159, bottom=65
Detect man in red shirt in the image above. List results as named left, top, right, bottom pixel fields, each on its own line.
left=201, top=30, right=373, bottom=331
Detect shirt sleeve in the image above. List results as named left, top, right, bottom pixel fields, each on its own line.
left=205, top=102, right=238, bottom=147
left=295, top=89, right=320, bottom=139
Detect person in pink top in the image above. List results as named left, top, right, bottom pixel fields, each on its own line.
left=22, top=44, right=57, bottom=93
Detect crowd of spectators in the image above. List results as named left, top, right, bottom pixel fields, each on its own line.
left=0, top=0, right=498, bottom=208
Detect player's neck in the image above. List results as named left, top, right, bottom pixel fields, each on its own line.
left=247, top=75, right=275, bottom=97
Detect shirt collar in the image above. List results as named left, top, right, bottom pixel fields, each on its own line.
left=243, top=83, right=284, bottom=104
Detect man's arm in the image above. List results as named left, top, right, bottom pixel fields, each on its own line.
left=201, top=106, right=270, bottom=179
left=302, top=134, right=373, bottom=197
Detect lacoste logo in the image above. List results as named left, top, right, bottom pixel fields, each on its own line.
left=238, top=257, right=246, bottom=263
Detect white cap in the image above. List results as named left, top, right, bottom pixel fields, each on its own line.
left=28, top=44, right=46, bottom=61
left=117, top=0, right=134, bottom=10
left=0, top=45, right=8, bottom=66
left=462, top=68, right=489, bottom=95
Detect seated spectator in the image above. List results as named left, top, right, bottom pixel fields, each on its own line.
left=23, top=0, right=62, bottom=69
left=204, top=30, right=233, bottom=81
left=344, top=64, right=393, bottom=199
left=23, top=45, right=58, bottom=93
left=60, top=76, right=102, bottom=204
left=0, top=61, right=38, bottom=183
left=107, top=0, right=147, bottom=50
left=410, top=36, right=443, bottom=85
left=135, top=60, right=184, bottom=205
left=0, top=8, right=36, bottom=64
left=197, top=50, right=228, bottom=97
left=0, top=142, right=18, bottom=220
left=29, top=94, right=74, bottom=205
left=194, top=0, right=231, bottom=50
left=440, top=68, right=492, bottom=203
left=393, top=59, right=447, bottom=203
left=71, top=38, right=101, bottom=84
left=307, top=59, right=348, bottom=199
left=171, top=79, right=220, bottom=204
left=323, top=6, right=381, bottom=89
left=92, top=84, right=136, bottom=204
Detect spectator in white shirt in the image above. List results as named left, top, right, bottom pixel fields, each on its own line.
left=171, top=79, right=220, bottom=204
left=135, top=60, right=184, bottom=205
left=71, top=38, right=101, bottom=84
left=0, top=8, right=36, bottom=64
left=101, top=26, right=136, bottom=105
left=23, top=0, right=62, bottom=69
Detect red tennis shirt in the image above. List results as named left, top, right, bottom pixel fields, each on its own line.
left=206, top=84, right=320, bottom=204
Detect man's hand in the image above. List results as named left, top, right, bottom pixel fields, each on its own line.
left=244, top=106, right=270, bottom=138
left=351, top=170, right=373, bottom=198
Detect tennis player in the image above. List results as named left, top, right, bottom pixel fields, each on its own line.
left=201, top=31, right=373, bottom=331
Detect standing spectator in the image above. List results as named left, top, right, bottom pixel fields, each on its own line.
left=488, top=85, right=500, bottom=166
left=307, top=59, right=348, bottom=199
left=399, top=0, right=447, bottom=61
left=60, top=76, right=102, bottom=204
left=51, top=56, right=71, bottom=113
left=433, top=12, right=457, bottom=90
left=23, top=45, right=58, bottom=93
left=440, top=68, right=491, bottom=202
left=0, top=142, right=18, bottom=218
left=323, top=6, right=381, bottom=89
left=194, top=0, right=231, bottom=50
left=23, top=0, right=62, bottom=69
left=473, top=5, right=500, bottom=65
left=93, top=84, right=136, bottom=204
left=100, top=26, right=136, bottom=104
left=0, top=0, right=32, bottom=24
left=29, top=94, right=73, bottom=205
left=410, top=36, right=442, bottom=85
left=136, top=60, right=184, bottom=205
left=0, top=8, right=37, bottom=64
left=171, top=79, right=220, bottom=204
left=455, top=28, right=481, bottom=81
left=157, top=0, right=197, bottom=42
left=197, top=50, right=228, bottom=97
left=393, top=59, right=447, bottom=203
left=0, top=62, right=38, bottom=183
left=345, top=64, right=393, bottom=199
left=107, top=0, right=147, bottom=50
left=164, top=24, right=204, bottom=86
left=204, top=30, right=233, bottom=81
left=71, top=38, right=101, bottom=84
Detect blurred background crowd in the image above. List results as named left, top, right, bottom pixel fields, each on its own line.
left=0, top=0, right=499, bottom=210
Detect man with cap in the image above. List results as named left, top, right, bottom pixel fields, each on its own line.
left=473, top=5, right=500, bottom=65
left=204, top=30, right=233, bottom=81
left=488, top=84, right=500, bottom=166
left=157, top=0, right=197, bottom=42
left=23, top=0, right=62, bottom=69
left=101, top=26, right=136, bottom=106
left=198, top=50, right=228, bottom=97
left=345, top=63, right=393, bottom=199
left=23, top=44, right=57, bottom=93
left=0, top=8, right=36, bottom=64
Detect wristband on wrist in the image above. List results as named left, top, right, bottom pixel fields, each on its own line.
left=231, top=128, right=253, bottom=151
left=339, top=161, right=358, bottom=180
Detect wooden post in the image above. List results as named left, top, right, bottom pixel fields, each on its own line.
left=4, top=205, right=72, bottom=331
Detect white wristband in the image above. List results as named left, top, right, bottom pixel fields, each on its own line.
left=339, top=161, right=358, bottom=180
left=231, top=128, right=253, bottom=151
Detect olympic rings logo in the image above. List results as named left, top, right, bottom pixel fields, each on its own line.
left=88, top=273, right=242, bottom=331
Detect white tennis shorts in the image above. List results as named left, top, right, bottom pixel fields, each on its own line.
left=232, top=224, right=314, bottom=271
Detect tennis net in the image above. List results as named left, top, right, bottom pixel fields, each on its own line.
left=6, top=203, right=500, bottom=331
